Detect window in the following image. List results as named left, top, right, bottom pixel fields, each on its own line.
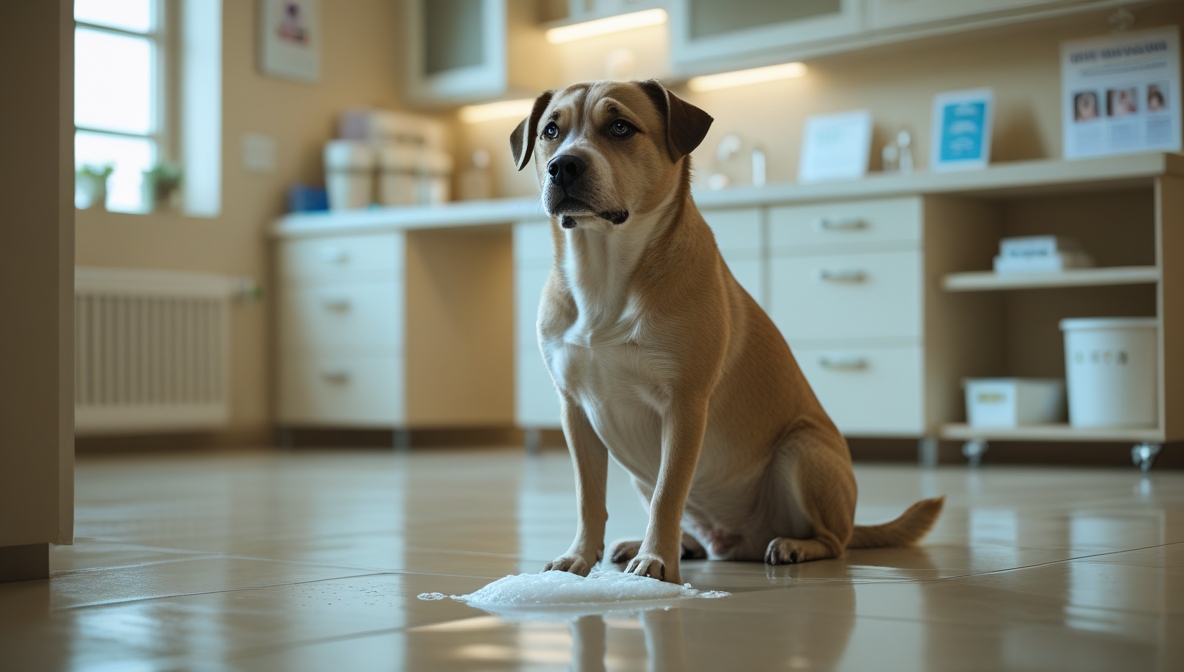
left=74, top=0, right=165, bottom=213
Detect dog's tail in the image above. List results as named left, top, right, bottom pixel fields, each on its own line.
left=847, top=496, right=945, bottom=549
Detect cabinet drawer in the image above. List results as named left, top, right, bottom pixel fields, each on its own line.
left=280, top=281, right=403, bottom=354
left=515, top=264, right=551, bottom=349
left=279, top=355, right=405, bottom=426
left=280, top=233, right=404, bottom=279
left=793, top=344, right=923, bottom=436
left=770, top=250, right=921, bottom=341
left=702, top=208, right=762, bottom=253
left=514, top=220, right=555, bottom=263
left=516, top=344, right=561, bottom=427
left=769, top=197, right=920, bottom=251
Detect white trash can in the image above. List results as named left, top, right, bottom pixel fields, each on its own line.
left=324, top=141, right=375, bottom=210
left=1060, top=317, right=1158, bottom=428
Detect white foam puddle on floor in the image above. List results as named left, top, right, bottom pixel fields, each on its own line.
left=418, top=569, right=728, bottom=615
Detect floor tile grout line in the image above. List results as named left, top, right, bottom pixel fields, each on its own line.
left=53, top=571, right=397, bottom=611
left=921, top=539, right=1184, bottom=585
left=51, top=568, right=520, bottom=612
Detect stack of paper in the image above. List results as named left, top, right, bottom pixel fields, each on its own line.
left=994, top=236, right=1094, bottom=274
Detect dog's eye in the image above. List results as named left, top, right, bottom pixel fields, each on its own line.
left=609, top=120, right=636, bottom=138
left=542, top=122, right=560, bottom=140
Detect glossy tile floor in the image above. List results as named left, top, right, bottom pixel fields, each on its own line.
left=2, top=448, right=1182, bottom=671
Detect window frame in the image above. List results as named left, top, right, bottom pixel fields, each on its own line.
left=74, top=0, right=176, bottom=210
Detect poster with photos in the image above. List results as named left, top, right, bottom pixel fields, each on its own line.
left=260, top=0, right=321, bottom=82
left=1061, top=26, right=1180, bottom=159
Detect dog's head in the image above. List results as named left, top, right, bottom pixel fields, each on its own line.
left=510, top=80, right=713, bottom=230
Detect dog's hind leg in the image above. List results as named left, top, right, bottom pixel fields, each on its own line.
left=609, top=532, right=706, bottom=564
left=764, top=434, right=857, bottom=565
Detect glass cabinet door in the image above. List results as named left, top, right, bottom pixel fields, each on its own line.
left=405, top=0, right=507, bottom=105
left=670, top=0, right=862, bottom=70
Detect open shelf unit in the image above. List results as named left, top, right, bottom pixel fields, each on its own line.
left=943, top=266, right=1160, bottom=292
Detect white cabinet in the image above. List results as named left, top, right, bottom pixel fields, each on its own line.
left=701, top=207, right=766, bottom=307
left=277, top=232, right=407, bottom=427
left=671, top=0, right=1104, bottom=76
left=868, top=0, right=1089, bottom=30
left=514, top=220, right=562, bottom=427
left=670, top=0, right=862, bottom=72
left=404, top=0, right=555, bottom=107
left=793, top=344, right=924, bottom=435
left=767, top=197, right=928, bottom=436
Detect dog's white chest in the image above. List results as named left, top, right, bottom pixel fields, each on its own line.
left=544, top=333, right=667, bottom=475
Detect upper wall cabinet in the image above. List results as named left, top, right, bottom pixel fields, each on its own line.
left=404, top=0, right=556, bottom=108
left=669, top=0, right=862, bottom=72
left=867, top=0, right=1091, bottom=30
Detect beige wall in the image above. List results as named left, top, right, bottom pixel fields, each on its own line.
left=459, top=3, right=1184, bottom=199
left=75, top=0, right=409, bottom=443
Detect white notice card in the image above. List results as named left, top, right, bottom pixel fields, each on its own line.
left=1061, top=26, right=1181, bottom=159
left=798, top=110, right=873, bottom=184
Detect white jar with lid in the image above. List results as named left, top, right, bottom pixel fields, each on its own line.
left=1060, top=317, right=1158, bottom=427
left=323, top=141, right=375, bottom=210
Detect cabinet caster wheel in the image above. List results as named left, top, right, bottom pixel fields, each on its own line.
left=962, top=439, right=988, bottom=468
left=1131, top=443, right=1161, bottom=472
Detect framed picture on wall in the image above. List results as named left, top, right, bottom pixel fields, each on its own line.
left=259, top=0, right=321, bottom=83
left=929, top=88, right=994, bottom=172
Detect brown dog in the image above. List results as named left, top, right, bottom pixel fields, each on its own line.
left=511, top=80, right=944, bottom=584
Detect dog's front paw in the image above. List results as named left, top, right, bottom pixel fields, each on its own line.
left=544, top=553, right=596, bottom=576
left=625, top=552, right=679, bottom=583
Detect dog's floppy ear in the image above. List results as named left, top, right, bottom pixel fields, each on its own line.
left=638, top=80, right=714, bottom=161
left=509, top=90, right=555, bottom=171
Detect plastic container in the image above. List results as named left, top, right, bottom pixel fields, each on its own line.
left=1060, top=317, right=1158, bottom=427
left=418, top=150, right=454, bottom=205
left=376, top=144, right=419, bottom=206
left=323, top=141, right=375, bottom=210
left=963, top=378, right=1065, bottom=428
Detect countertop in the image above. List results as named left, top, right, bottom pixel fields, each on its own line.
left=273, top=153, right=1184, bottom=239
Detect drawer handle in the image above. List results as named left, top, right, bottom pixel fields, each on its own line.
left=320, top=369, right=351, bottom=383
left=814, top=217, right=867, bottom=231
left=321, top=297, right=352, bottom=311
left=815, top=268, right=867, bottom=283
left=819, top=356, right=868, bottom=371
left=319, top=247, right=350, bottom=264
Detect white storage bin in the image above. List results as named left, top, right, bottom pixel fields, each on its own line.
left=324, top=141, right=375, bottom=210
left=1060, top=318, right=1158, bottom=428
left=963, top=378, right=1065, bottom=428
left=376, top=145, right=419, bottom=206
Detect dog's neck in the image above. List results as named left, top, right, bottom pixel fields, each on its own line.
left=557, top=188, right=683, bottom=345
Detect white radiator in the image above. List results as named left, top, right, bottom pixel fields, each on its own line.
left=75, top=267, right=240, bottom=435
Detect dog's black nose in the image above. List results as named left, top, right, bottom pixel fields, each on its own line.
left=548, top=155, right=586, bottom=188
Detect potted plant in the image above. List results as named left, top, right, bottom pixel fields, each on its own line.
left=142, top=162, right=183, bottom=212
left=75, top=164, right=114, bottom=210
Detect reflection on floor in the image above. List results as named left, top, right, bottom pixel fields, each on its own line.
left=1, top=448, right=1182, bottom=671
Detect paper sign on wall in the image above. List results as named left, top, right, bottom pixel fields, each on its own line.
left=1061, top=26, right=1181, bottom=159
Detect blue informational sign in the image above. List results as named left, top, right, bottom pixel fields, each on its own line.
left=930, top=89, right=994, bottom=172
left=940, top=102, right=986, bottom=162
